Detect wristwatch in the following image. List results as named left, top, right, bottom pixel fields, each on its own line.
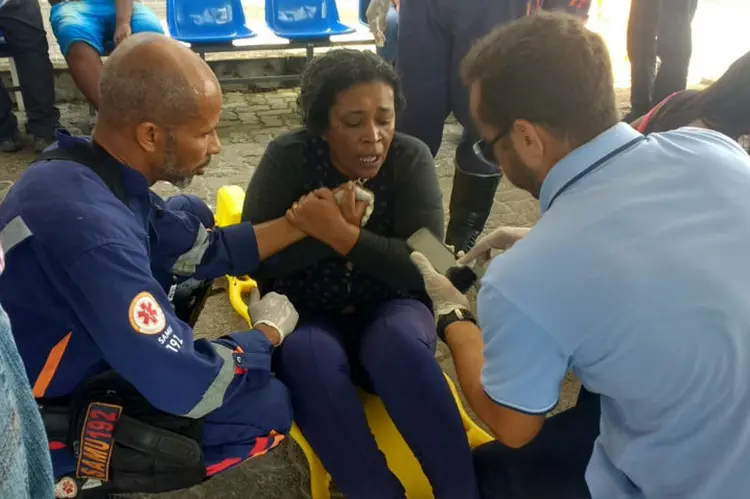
left=436, top=308, right=477, bottom=342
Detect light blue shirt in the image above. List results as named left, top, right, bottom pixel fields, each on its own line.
left=479, top=123, right=750, bottom=499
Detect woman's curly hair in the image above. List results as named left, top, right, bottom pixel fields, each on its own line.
left=297, top=49, right=405, bottom=135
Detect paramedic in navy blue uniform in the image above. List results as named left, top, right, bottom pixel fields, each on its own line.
left=0, top=33, right=304, bottom=496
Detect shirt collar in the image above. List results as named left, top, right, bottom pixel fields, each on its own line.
left=55, top=129, right=151, bottom=197
left=539, top=123, right=643, bottom=213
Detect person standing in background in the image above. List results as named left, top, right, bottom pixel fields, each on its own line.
left=375, top=0, right=399, bottom=65
left=0, top=0, right=60, bottom=152
left=0, top=241, right=55, bottom=499
left=625, top=0, right=699, bottom=121
left=368, top=0, right=530, bottom=254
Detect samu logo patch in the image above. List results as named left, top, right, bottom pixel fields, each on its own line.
left=76, top=402, right=122, bottom=482
left=128, top=291, right=166, bottom=335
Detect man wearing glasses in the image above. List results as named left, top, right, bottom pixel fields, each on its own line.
left=412, top=12, right=750, bottom=499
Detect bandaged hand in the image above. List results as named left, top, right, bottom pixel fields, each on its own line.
left=457, top=226, right=531, bottom=269
left=334, top=182, right=375, bottom=227
left=248, top=288, right=299, bottom=344
left=410, top=252, right=469, bottom=318
left=366, top=0, right=391, bottom=47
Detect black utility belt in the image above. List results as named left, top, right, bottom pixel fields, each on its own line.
left=39, top=371, right=207, bottom=495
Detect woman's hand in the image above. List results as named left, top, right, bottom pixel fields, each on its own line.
left=334, top=182, right=373, bottom=226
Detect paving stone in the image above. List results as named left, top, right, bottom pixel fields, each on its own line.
left=259, top=117, right=284, bottom=127
left=245, top=104, right=273, bottom=112
left=257, top=109, right=291, bottom=116
left=268, top=101, right=292, bottom=110
left=236, top=112, right=261, bottom=124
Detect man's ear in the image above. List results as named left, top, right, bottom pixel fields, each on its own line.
left=134, top=122, right=163, bottom=153
left=510, top=119, right=546, bottom=169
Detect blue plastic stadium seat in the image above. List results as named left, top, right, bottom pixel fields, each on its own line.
left=265, top=0, right=354, bottom=41
left=167, top=0, right=255, bottom=44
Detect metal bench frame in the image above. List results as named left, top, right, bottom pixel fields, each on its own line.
left=174, top=23, right=376, bottom=85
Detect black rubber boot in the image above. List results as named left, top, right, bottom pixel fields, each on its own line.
left=445, top=167, right=501, bottom=254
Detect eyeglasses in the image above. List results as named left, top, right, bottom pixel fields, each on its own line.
left=473, top=130, right=506, bottom=166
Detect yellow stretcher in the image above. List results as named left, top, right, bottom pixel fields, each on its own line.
left=214, top=185, right=493, bottom=498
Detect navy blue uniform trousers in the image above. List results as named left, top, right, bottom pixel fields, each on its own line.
left=162, top=196, right=290, bottom=477
left=396, top=0, right=528, bottom=177
left=473, top=388, right=601, bottom=499
left=274, top=299, right=479, bottom=499
left=627, top=0, right=699, bottom=116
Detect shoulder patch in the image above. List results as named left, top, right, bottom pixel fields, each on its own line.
left=128, top=291, right=166, bottom=335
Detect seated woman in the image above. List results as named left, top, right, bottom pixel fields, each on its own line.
left=242, top=50, right=479, bottom=499
left=631, top=50, right=750, bottom=151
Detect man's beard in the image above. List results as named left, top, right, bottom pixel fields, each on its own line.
left=163, top=134, right=194, bottom=190
left=502, top=140, right=542, bottom=199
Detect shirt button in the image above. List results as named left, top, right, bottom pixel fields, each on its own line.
left=233, top=353, right=247, bottom=368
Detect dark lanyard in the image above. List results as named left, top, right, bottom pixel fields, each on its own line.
left=547, top=136, right=646, bottom=209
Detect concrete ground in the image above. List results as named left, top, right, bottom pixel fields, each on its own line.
left=0, top=87, right=633, bottom=498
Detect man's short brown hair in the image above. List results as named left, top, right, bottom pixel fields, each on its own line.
left=462, top=12, right=618, bottom=147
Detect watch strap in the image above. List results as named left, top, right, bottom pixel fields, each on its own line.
left=436, top=308, right=477, bottom=342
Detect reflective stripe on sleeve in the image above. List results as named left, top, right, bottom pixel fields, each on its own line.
left=171, top=225, right=210, bottom=276
left=184, top=343, right=236, bottom=419
left=0, top=216, right=32, bottom=254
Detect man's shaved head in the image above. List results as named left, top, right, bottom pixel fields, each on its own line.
left=94, top=32, right=223, bottom=188
left=99, top=32, right=219, bottom=128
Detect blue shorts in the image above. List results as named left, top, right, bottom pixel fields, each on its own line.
left=50, top=0, right=164, bottom=56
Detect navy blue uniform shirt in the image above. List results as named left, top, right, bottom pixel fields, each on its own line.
left=0, top=131, right=276, bottom=419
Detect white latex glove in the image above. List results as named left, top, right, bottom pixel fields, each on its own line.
left=334, top=185, right=375, bottom=226
left=248, top=289, right=299, bottom=344
left=410, top=252, right=470, bottom=318
left=366, top=0, right=390, bottom=47
left=457, top=226, right=531, bottom=268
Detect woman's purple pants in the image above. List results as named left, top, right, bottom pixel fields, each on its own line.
left=274, top=298, right=480, bottom=499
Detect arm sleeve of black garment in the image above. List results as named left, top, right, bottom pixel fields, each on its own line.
left=347, top=138, right=444, bottom=290
left=241, top=139, right=338, bottom=280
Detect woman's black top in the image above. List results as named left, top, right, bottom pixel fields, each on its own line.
left=242, top=129, right=444, bottom=317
